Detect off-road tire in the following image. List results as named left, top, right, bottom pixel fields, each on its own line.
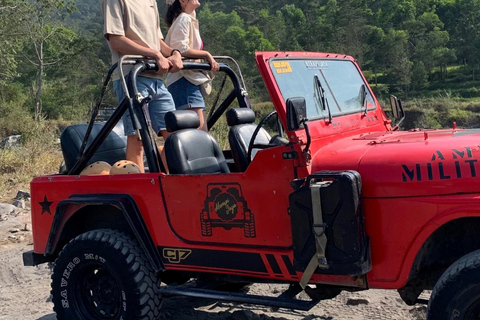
left=51, top=229, right=162, bottom=320
left=427, top=249, right=480, bottom=320
left=244, top=212, right=256, bottom=238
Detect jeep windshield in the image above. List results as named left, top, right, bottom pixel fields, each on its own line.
left=270, top=58, right=375, bottom=120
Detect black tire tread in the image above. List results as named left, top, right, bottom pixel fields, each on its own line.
left=51, top=229, right=161, bottom=320
left=428, top=249, right=480, bottom=320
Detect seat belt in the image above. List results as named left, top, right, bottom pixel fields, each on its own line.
left=299, top=183, right=329, bottom=289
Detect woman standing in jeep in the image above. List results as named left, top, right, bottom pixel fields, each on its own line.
left=165, top=0, right=219, bottom=132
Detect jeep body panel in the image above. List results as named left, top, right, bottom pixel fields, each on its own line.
left=308, top=129, right=480, bottom=287
left=30, top=142, right=366, bottom=287
left=29, top=53, right=480, bottom=315
left=255, top=51, right=480, bottom=289
left=160, top=145, right=295, bottom=248
left=31, top=174, right=171, bottom=254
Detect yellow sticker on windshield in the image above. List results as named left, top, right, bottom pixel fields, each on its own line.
left=273, top=61, right=292, bottom=74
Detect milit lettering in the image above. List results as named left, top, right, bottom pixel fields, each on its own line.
left=401, top=147, right=478, bottom=182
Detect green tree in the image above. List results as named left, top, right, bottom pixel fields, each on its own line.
left=276, top=4, right=305, bottom=51
left=433, top=46, right=457, bottom=80
left=438, top=0, right=480, bottom=79
left=21, top=0, right=76, bottom=120
left=0, top=0, right=24, bottom=88
left=365, top=26, right=386, bottom=86
left=197, top=5, right=244, bottom=55
left=383, top=29, right=412, bottom=92
left=411, top=61, right=428, bottom=90
left=405, top=12, right=450, bottom=77
left=255, top=9, right=285, bottom=49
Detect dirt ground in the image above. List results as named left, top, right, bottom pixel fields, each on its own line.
left=0, top=207, right=429, bottom=320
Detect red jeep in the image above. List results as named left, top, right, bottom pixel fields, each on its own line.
left=23, top=52, right=480, bottom=320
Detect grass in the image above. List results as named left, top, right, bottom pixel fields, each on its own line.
left=0, top=120, right=63, bottom=202
left=397, top=91, right=480, bottom=130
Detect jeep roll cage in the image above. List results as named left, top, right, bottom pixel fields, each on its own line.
left=68, top=57, right=251, bottom=176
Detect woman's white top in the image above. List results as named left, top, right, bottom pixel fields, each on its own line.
left=166, top=11, right=208, bottom=86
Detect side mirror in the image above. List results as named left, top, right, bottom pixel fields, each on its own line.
left=389, top=95, right=405, bottom=130
left=286, top=97, right=307, bottom=131
left=390, top=95, right=400, bottom=119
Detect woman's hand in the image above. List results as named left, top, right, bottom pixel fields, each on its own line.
left=167, top=50, right=183, bottom=73
left=206, top=53, right=220, bottom=73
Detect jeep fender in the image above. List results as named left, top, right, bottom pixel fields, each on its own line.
left=396, top=202, right=480, bottom=290
left=45, top=193, right=164, bottom=272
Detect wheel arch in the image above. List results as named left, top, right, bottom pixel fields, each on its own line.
left=399, top=216, right=480, bottom=304
left=45, top=193, right=164, bottom=272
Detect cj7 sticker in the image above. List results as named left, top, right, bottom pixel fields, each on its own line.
left=200, top=183, right=256, bottom=238
left=163, top=248, right=192, bottom=264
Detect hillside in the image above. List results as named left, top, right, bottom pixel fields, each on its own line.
left=1, top=0, right=480, bottom=134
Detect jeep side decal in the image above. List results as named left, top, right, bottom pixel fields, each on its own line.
left=402, top=147, right=479, bottom=182
left=200, top=183, right=256, bottom=238
left=39, top=195, right=54, bottom=215
left=162, top=248, right=192, bottom=264
left=159, top=247, right=268, bottom=275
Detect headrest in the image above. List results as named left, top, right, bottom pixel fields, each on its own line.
left=226, top=108, right=256, bottom=126
left=165, top=110, right=200, bottom=132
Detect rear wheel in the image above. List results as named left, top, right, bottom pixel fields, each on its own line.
left=427, top=249, right=480, bottom=320
left=51, top=229, right=162, bottom=320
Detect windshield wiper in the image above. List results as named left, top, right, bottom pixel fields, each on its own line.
left=360, top=84, right=368, bottom=116
left=314, top=74, right=332, bottom=123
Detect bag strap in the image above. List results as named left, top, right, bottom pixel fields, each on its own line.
left=299, top=183, right=329, bottom=289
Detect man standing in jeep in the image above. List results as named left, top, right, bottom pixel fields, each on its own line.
left=102, top=0, right=183, bottom=172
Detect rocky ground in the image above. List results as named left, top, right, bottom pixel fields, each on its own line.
left=0, top=194, right=429, bottom=320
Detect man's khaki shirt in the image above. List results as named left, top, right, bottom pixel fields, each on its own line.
left=103, top=0, right=164, bottom=80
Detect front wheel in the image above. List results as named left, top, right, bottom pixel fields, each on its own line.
left=51, top=229, right=162, bottom=320
left=427, top=249, right=480, bottom=320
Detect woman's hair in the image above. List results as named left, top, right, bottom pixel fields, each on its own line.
left=165, top=0, right=183, bottom=27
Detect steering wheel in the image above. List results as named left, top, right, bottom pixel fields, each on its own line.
left=246, top=110, right=284, bottom=164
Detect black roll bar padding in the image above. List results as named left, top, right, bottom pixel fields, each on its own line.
left=126, top=62, right=161, bottom=173
left=207, top=90, right=237, bottom=129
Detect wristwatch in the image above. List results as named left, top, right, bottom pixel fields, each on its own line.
left=170, top=49, right=181, bottom=57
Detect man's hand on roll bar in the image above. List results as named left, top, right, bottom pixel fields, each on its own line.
left=154, top=53, right=173, bottom=74
left=167, top=50, right=183, bottom=73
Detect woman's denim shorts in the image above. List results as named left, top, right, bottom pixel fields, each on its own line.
left=167, top=77, right=206, bottom=111
left=113, top=76, right=175, bottom=136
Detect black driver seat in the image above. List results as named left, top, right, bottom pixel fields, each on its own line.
left=226, top=108, right=271, bottom=172
left=164, top=110, right=230, bottom=175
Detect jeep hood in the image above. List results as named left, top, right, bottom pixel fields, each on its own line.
left=311, top=129, right=480, bottom=198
